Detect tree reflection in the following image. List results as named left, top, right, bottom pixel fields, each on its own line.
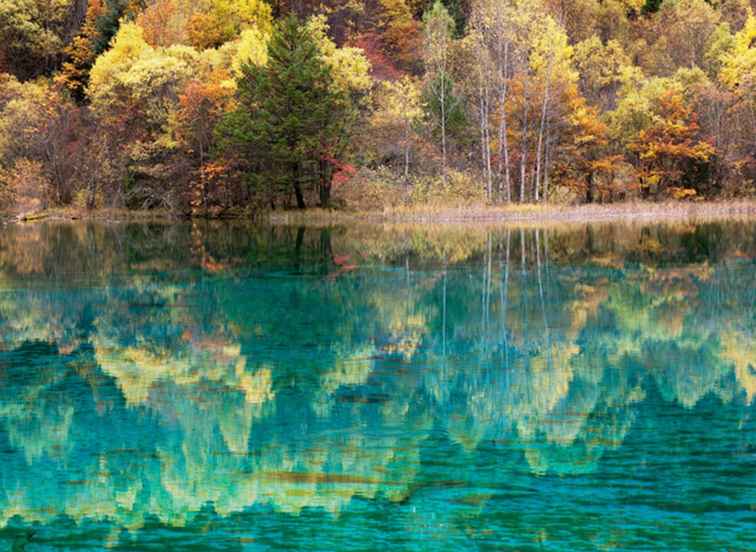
left=0, top=220, right=753, bottom=537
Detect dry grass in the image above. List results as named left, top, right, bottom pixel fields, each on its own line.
left=4, top=200, right=755, bottom=227
left=267, top=200, right=756, bottom=227
left=2, top=207, right=180, bottom=224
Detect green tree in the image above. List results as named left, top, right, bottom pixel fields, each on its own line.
left=217, top=16, right=345, bottom=209
left=94, top=0, right=142, bottom=54
left=0, top=0, right=73, bottom=79
left=442, top=0, right=467, bottom=37
left=642, top=0, right=663, bottom=14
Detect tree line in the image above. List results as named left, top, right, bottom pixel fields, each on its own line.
left=0, top=0, right=754, bottom=214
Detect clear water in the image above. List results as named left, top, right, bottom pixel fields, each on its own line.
left=0, top=220, right=754, bottom=551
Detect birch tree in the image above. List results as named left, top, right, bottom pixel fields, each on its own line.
left=423, top=1, right=455, bottom=180
left=370, top=77, right=424, bottom=180
left=529, top=16, right=575, bottom=202
left=464, top=29, right=495, bottom=199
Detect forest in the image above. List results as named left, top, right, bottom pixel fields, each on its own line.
left=0, top=0, right=754, bottom=214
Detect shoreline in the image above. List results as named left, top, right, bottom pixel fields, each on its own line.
left=268, top=200, right=756, bottom=226
left=2, top=200, right=755, bottom=227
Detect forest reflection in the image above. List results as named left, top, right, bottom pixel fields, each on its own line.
left=0, top=220, right=753, bottom=536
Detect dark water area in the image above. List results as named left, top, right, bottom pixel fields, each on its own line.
left=0, top=220, right=754, bottom=550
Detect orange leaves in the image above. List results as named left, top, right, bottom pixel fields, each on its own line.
left=591, top=154, right=625, bottom=173
left=378, top=0, right=422, bottom=70
left=0, top=158, right=50, bottom=211
left=178, top=78, right=232, bottom=128
left=568, top=96, right=609, bottom=149
left=176, top=76, right=232, bottom=160
left=137, top=0, right=184, bottom=48
left=189, top=160, right=241, bottom=216
left=187, top=12, right=227, bottom=50
left=629, top=89, right=716, bottom=196
left=178, top=77, right=235, bottom=213
left=554, top=90, right=631, bottom=202
left=199, top=161, right=228, bottom=180
left=57, top=0, right=104, bottom=100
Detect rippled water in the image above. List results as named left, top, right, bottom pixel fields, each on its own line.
left=0, top=220, right=754, bottom=551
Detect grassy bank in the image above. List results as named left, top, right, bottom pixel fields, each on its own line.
left=268, top=200, right=756, bottom=226
left=3, top=200, right=755, bottom=227
left=0, top=207, right=180, bottom=224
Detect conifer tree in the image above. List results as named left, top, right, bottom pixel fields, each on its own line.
left=218, top=16, right=344, bottom=209
left=643, top=0, right=663, bottom=14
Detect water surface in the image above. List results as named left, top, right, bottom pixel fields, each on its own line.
left=0, top=220, right=754, bottom=550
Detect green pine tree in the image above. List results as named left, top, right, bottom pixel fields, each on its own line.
left=95, top=0, right=136, bottom=54
left=218, top=16, right=343, bottom=209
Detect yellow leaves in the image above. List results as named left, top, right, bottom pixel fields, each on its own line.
left=620, top=0, right=645, bottom=11
left=371, top=76, right=423, bottom=127
left=569, top=104, right=605, bottom=146
left=137, top=0, right=186, bottom=47
left=56, top=0, right=104, bottom=98
left=591, top=155, right=624, bottom=173
left=379, top=0, right=421, bottom=67
left=691, top=140, right=716, bottom=161
left=230, top=27, right=269, bottom=78
left=324, top=45, right=373, bottom=95
left=186, top=0, right=273, bottom=49
left=529, top=15, right=577, bottom=85
left=573, top=37, right=630, bottom=98
left=89, top=23, right=223, bottom=124
left=215, top=0, right=273, bottom=36
left=121, top=55, right=192, bottom=100
left=236, top=365, right=274, bottom=405
left=422, top=0, right=455, bottom=71
left=0, top=79, right=65, bottom=203
left=720, top=331, right=756, bottom=404
left=306, top=16, right=372, bottom=95
left=187, top=11, right=227, bottom=49
left=669, top=187, right=698, bottom=200
left=719, top=11, right=756, bottom=94
left=0, top=158, right=49, bottom=211
left=89, top=23, right=153, bottom=96
left=164, top=44, right=201, bottom=65
left=624, top=88, right=715, bottom=196
left=89, top=22, right=220, bottom=171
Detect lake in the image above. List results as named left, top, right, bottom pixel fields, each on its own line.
left=0, top=220, right=754, bottom=550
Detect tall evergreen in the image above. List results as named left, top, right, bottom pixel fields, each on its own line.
left=218, top=16, right=342, bottom=209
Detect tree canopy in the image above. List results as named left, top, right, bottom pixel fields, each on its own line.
left=0, top=0, right=754, bottom=214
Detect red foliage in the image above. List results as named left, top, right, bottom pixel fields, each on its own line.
left=322, top=152, right=357, bottom=189
left=352, top=33, right=404, bottom=81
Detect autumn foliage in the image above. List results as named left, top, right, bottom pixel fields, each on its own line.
left=0, top=0, right=754, bottom=215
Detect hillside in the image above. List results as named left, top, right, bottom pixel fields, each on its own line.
left=0, top=0, right=754, bottom=215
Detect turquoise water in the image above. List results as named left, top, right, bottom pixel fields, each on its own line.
left=0, top=220, right=754, bottom=551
